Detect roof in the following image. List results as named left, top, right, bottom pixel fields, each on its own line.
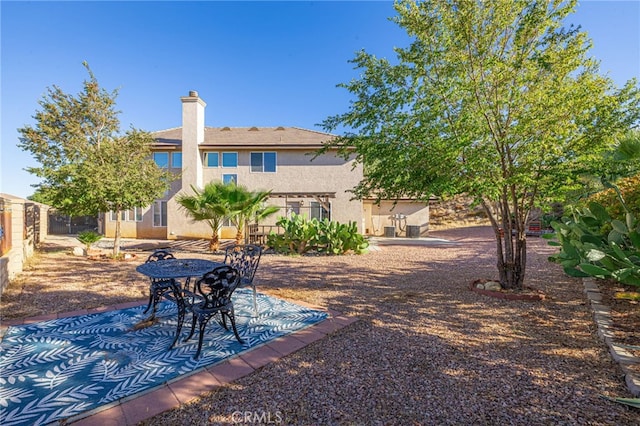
left=151, top=126, right=336, bottom=150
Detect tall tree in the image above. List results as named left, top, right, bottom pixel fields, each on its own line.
left=321, top=0, right=640, bottom=289
left=18, top=62, right=174, bottom=255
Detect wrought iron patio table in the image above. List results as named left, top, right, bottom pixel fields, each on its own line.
left=136, top=258, right=220, bottom=280
left=136, top=258, right=222, bottom=348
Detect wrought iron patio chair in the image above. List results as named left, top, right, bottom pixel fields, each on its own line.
left=224, top=244, right=262, bottom=315
left=143, top=250, right=176, bottom=318
left=183, top=265, right=244, bottom=359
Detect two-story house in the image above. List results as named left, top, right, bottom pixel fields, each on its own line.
left=103, top=91, right=429, bottom=241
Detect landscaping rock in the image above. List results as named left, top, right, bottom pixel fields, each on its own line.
left=484, top=281, right=502, bottom=291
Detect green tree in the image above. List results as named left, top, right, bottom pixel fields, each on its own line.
left=321, top=0, right=640, bottom=290
left=223, top=184, right=279, bottom=245
left=18, top=62, right=173, bottom=256
left=176, top=182, right=233, bottom=251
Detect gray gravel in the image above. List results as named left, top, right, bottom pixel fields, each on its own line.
left=135, top=227, right=639, bottom=425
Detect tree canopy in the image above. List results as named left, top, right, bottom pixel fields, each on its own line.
left=18, top=63, right=174, bottom=255
left=321, top=0, right=640, bottom=289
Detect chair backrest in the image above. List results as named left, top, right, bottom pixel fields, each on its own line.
left=223, top=244, right=262, bottom=285
left=195, top=265, right=241, bottom=309
left=146, top=250, right=175, bottom=263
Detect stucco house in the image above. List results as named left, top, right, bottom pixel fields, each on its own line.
left=103, top=91, right=429, bottom=241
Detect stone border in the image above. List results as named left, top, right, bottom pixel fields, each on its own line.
left=583, top=278, right=640, bottom=397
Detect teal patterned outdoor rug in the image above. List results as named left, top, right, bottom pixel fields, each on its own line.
left=0, top=289, right=327, bottom=426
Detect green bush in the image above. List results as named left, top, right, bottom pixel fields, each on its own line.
left=546, top=201, right=640, bottom=287
left=266, top=213, right=368, bottom=255
left=77, top=230, right=102, bottom=251
left=267, top=214, right=319, bottom=254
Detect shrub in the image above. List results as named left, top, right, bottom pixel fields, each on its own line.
left=546, top=201, right=640, bottom=287
left=267, top=214, right=369, bottom=255
left=77, top=230, right=102, bottom=252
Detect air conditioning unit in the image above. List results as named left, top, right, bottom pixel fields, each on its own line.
left=384, top=226, right=396, bottom=238
left=406, top=225, right=421, bottom=238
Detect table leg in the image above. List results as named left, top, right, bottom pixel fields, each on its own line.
left=169, top=280, right=186, bottom=349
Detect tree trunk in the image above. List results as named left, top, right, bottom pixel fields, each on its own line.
left=234, top=220, right=246, bottom=245
left=113, top=211, right=121, bottom=257
left=482, top=199, right=527, bottom=290
left=209, top=233, right=220, bottom=252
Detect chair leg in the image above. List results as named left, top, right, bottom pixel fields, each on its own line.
left=226, top=308, right=244, bottom=344
left=193, top=315, right=210, bottom=360
left=185, top=313, right=198, bottom=343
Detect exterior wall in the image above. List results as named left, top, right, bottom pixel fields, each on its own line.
left=167, top=196, right=216, bottom=240
left=202, top=149, right=363, bottom=228
left=167, top=148, right=364, bottom=239
left=0, top=195, right=49, bottom=296
left=105, top=207, right=169, bottom=240
left=363, top=200, right=430, bottom=237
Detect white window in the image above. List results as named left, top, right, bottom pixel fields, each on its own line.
left=153, top=152, right=169, bottom=168
left=222, top=152, right=238, bottom=168
left=286, top=202, right=300, bottom=217
left=131, top=207, right=143, bottom=222
left=171, top=152, right=182, bottom=168
left=204, top=152, right=219, bottom=167
left=310, top=201, right=330, bottom=221
left=223, top=174, right=237, bottom=185
left=111, top=208, right=143, bottom=222
left=250, top=152, right=276, bottom=172
left=153, top=201, right=167, bottom=227
left=109, top=211, right=126, bottom=221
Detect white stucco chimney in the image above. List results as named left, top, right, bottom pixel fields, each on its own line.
left=180, top=90, right=206, bottom=189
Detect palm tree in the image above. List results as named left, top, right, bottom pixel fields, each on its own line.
left=223, top=184, right=279, bottom=245
left=176, top=183, right=231, bottom=251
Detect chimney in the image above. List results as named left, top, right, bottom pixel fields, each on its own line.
left=181, top=90, right=206, bottom=189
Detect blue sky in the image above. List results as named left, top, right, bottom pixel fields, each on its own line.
left=1, top=1, right=639, bottom=199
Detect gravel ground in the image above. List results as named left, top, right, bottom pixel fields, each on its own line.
left=2, top=226, right=638, bottom=425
